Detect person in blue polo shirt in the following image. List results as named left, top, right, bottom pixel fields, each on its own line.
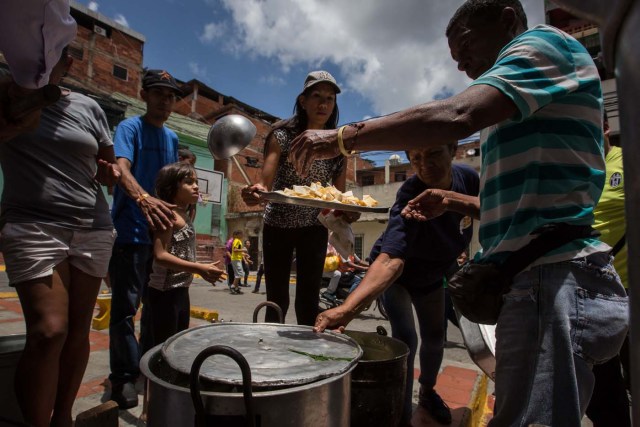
left=108, top=69, right=181, bottom=409
left=369, top=144, right=478, bottom=425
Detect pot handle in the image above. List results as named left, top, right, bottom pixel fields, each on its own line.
left=252, top=301, right=284, bottom=324
left=189, top=345, right=255, bottom=427
left=376, top=325, right=388, bottom=336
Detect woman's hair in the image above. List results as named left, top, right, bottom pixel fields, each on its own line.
left=155, top=162, right=197, bottom=203
left=178, top=146, right=196, bottom=164
left=271, top=83, right=340, bottom=136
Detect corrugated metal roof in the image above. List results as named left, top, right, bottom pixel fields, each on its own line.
left=112, top=92, right=211, bottom=148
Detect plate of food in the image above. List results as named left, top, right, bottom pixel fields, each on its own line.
left=259, top=182, right=389, bottom=213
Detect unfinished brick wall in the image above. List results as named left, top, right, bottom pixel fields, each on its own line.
left=65, top=23, right=143, bottom=98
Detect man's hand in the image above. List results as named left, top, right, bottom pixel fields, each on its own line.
left=95, top=159, right=121, bottom=186
left=288, top=129, right=341, bottom=176
left=401, top=188, right=449, bottom=221
left=138, top=195, right=176, bottom=231
left=241, top=183, right=268, bottom=206
left=313, top=306, right=355, bottom=333
left=197, top=261, right=226, bottom=285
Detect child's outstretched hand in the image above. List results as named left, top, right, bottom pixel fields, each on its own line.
left=198, top=261, right=226, bottom=285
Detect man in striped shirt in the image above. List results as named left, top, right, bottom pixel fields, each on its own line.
left=304, top=1, right=629, bottom=425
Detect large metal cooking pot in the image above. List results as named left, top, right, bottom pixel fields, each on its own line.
left=141, top=323, right=362, bottom=426
left=344, top=328, right=409, bottom=427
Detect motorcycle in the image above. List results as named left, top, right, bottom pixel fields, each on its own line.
left=319, top=271, right=389, bottom=320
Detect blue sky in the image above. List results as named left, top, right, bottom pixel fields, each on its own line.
left=78, top=0, right=545, bottom=164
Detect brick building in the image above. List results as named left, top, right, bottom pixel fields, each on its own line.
left=66, top=1, right=145, bottom=101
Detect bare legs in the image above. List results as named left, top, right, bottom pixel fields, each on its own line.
left=15, top=261, right=102, bottom=427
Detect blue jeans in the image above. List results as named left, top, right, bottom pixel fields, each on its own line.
left=382, top=282, right=444, bottom=423
left=490, top=254, right=628, bottom=427
left=108, top=243, right=153, bottom=385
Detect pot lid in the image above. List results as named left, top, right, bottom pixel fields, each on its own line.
left=161, top=323, right=362, bottom=388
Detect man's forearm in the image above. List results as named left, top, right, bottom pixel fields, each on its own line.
left=116, top=160, right=147, bottom=201
left=341, top=254, right=404, bottom=316
left=342, top=99, right=472, bottom=152
left=445, top=192, right=481, bottom=220
left=341, top=85, right=518, bottom=154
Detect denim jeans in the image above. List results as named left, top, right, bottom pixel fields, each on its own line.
left=382, top=282, right=445, bottom=423
left=490, top=254, right=628, bottom=427
left=108, top=243, right=153, bottom=386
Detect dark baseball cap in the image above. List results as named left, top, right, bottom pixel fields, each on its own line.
left=301, top=70, right=341, bottom=94
left=142, top=69, right=182, bottom=95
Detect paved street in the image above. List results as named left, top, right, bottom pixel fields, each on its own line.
left=0, top=270, right=484, bottom=426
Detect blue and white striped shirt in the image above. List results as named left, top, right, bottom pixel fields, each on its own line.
left=471, top=25, right=608, bottom=266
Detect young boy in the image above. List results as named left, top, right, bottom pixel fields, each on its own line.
left=230, top=230, right=247, bottom=294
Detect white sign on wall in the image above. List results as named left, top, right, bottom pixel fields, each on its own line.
left=195, top=168, right=224, bottom=204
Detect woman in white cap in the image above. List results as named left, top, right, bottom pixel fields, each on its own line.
left=242, top=71, right=346, bottom=325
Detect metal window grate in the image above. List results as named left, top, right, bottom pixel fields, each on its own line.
left=113, top=65, right=128, bottom=81
left=68, top=45, right=83, bottom=61
left=360, top=175, right=374, bottom=186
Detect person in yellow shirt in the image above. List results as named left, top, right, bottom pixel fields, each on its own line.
left=587, top=113, right=630, bottom=427
left=230, top=230, right=247, bottom=295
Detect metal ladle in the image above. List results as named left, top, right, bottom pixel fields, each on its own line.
left=207, top=114, right=257, bottom=186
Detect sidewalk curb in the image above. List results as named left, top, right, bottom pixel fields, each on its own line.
left=0, top=291, right=17, bottom=299
left=467, top=373, right=489, bottom=427
left=190, top=306, right=219, bottom=322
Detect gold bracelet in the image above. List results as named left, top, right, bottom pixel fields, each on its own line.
left=337, top=125, right=353, bottom=157
left=136, top=193, right=149, bottom=204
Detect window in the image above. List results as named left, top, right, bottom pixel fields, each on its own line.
left=113, top=65, right=128, bottom=81
left=394, top=171, right=407, bottom=182
left=68, top=45, right=83, bottom=61
left=354, top=235, right=364, bottom=260
left=360, top=175, right=374, bottom=186
left=245, top=156, right=260, bottom=168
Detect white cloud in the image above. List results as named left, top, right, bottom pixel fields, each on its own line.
left=189, top=62, right=208, bottom=78
left=114, top=14, right=129, bottom=28
left=259, top=75, right=287, bottom=87
left=200, top=22, right=227, bottom=43
left=208, top=0, right=545, bottom=115
left=87, top=1, right=99, bottom=11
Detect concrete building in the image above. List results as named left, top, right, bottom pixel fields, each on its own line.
left=545, top=0, right=620, bottom=135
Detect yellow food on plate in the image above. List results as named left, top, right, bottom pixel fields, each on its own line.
left=275, top=182, right=379, bottom=207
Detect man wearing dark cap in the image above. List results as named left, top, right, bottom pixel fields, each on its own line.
left=108, top=69, right=181, bottom=408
